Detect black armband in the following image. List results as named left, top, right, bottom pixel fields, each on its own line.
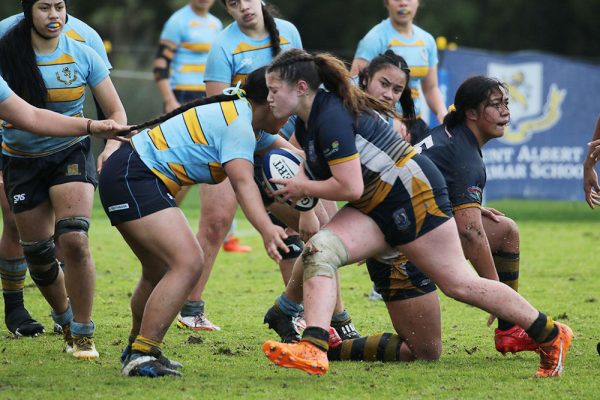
left=153, top=66, right=170, bottom=82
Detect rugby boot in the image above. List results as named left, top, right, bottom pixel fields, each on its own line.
left=122, top=353, right=182, bottom=378
left=262, top=340, right=329, bottom=376
left=292, top=316, right=342, bottom=348
left=121, top=345, right=183, bottom=370
left=176, top=312, right=221, bottom=331
left=222, top=235, right=252, bottom=253
left=6, top=307, right=44, bottom=337
left=535, top=322, right=573, bottom=378
left=72, top=336, right=99, bottom=359
left=332, top=319, right=361, bottom=341
left=263, top=304, right=301, bottom=343
left=495, top=325, right=539, bottom=354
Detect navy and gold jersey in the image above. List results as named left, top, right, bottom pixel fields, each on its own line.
left=415, top=124, right=485, bottom=211
left=295, top=90, right=414, bottom=213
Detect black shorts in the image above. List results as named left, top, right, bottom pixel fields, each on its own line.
left=366, top=254, right=436, bottom=302
left=98, top=143, right=176, bottom=226
left=173, top=90, right=206, bottom=106
left=2, top=138, right=97, bottom=213
left=352, top=153, right=453, bottom=247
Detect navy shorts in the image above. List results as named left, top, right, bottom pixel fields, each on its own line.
left=173, top=90, right=206, bottom=106
left=98, top=143, right=176, bottom=226
left=351, top=153, right=453, bottom=247
left=2, top=138, right=97, bottom=213
left=366, top=254, right=436, bottom=302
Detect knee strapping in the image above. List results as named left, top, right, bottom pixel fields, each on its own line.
left=280, top=235, right=304, bottom=260
left=302, top=229, right=348, bottom=280
left=55, top=217, right=90, bottom=238
left=21, top=237, right=56, bottom=266
left=29, top=260, right=59, bottom=287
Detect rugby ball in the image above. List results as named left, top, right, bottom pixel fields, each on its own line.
left=261, top=148, right=318, bottom=211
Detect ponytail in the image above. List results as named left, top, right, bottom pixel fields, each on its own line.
left=443, top=75, right=506, bottom=129
left=0, top=19, right=47, bottom=108
left=268, top=49, right=393, bottom=119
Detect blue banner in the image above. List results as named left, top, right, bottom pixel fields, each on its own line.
left=441, top=48, right=600, bottom=201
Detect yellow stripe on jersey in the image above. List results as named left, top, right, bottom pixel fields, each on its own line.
left=174, top=84, right=206, bottom=91
left=168, top=163, right=195, bottom=185
left=231, top=74, right=248, bottom=86
left=151, top=168, right=181, bottom=195
left=47, top=86, right=84, bottom=103
left=179, top=64, right=206, bottom=73
left=209, top=162, right=226, bottom=183
left=37, top=54, right=75, bottom=66
left=232, top=37, right=291, bottom=55
left=411, top=176, right=448, bottom=235
left=2, top=137, right=81, bottom=157
left=148, top=125, right=169, bottom=150
left=65, top=29, right=85, bottom=42
left=220, top=101, right=239, bottom=126
left=183, top=108, right=208, bottom=145
left=327, top=153, right=360, bottom=166
left=409, top=66, right=429, bottom=78
left=181, top=42, right=212, bottom=52
left=388, top=39, right=426, bottom=48
left=453, top=202, right=481, bottom=212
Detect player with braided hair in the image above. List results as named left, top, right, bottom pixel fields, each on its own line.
left=102, top=67, right=293, bottom=378
left=174, top=0, right=303, bottom=332
left=0, top=0, right=126, bottom=358
left=261, top=48, right=573, bottom=378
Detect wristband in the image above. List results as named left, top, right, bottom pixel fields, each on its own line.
left=86, top=119, right=93, bottom=134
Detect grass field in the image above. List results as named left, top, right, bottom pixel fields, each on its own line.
left=0, top=192, right=598, bottom=399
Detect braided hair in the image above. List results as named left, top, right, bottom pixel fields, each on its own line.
left=0, top=0, right=67, bottom=107
left=130, top=66, right=270, bottom=132
left=220, top=0, right=281, bottom=57
left=267, top=48, right=394, bottom=119
left=444, top=76, right=507, bottom=129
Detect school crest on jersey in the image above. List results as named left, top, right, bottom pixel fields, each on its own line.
left=487, top=62, right=566, bottom=144
left=56, top=66, right=78, bottom=86
left=466, top=186, right=482, bottom=203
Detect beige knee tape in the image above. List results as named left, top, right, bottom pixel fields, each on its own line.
left=302, top=229, right=348, bottom=280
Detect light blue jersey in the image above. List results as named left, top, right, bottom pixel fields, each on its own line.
left=1, top=36, right=109, bottom=157
left=160, top=5, right=221, bottom=92
left=0, top=76, right=13, bottom=103
left=205, top=18, right=302, bottom=85
left=354, top=19, right=437, bottom=116
left=131, top=98, right=276, bottom=195
left=0, top=13, right=111, bottom=70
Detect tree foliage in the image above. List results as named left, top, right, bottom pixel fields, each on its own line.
left=1, top=0, right=599, bottom=62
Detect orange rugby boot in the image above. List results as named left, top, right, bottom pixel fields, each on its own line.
left=535, top=322, right=573, bottom=377
left=262, top=340, right=329, bottom=376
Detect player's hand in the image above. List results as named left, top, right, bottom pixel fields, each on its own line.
left=89, top=120, right=134, bottom=141
left=261, top=224, right=288, bottom=263
left=271, top=163, right=310, bottom=204
left=96, top=140, right=122, bottom=173
left=481, top=206, right=504, bottom=222
left=583, top=164, right=600, bottom=209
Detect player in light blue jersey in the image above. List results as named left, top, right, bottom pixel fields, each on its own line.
left=174, top=0, right=303, bottom=332
left=0, top=0, right=127, bottom=359
left=350, top=0, right=446, bottom=140
left=0, top=3, right=114, bottom=339
left=101, top=68, right=290, bottom=378
left=0, top=75, right=127, bottom=335
left=154, top=0, right=222, bottom=113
